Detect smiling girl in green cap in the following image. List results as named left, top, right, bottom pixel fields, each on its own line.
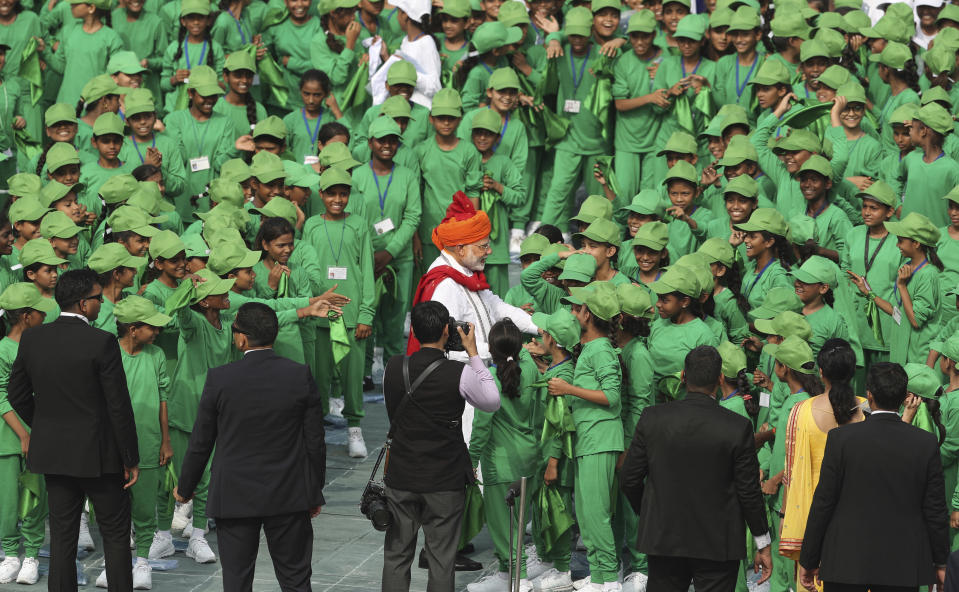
left=160, top=0, right=224, bottom=115
left=699, top=236, right=750, bottom=344
left=79, top=113, right=136, bottom=219
left=87, top=242, right=146, bottom=334
left=41, top=143, right=82, bottom=198
left=31, top=104, right=79, bottom=179
left=791, top=255, right=849, bottom=357
left=40, top=210, right=87, bottom=271
left=283, top=70, right=340, bottom=165
left=215, top=51, right=268, bottom=142
left=629, top=220, right=668, bottom=287
left=18, top=239, right=66, bottom=317
left=732, top=208, right=794, bottom=309
left=614, top=189, right=664, bottom=282
left=794, top=155, right=853, bottom=264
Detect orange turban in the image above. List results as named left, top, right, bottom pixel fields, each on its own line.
left=431, top=191, right=491, bottom=251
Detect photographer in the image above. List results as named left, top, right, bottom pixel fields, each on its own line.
left=381, top=301, right=501, bottom=592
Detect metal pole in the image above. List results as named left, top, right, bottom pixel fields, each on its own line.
left=513, top=477, right=527, bottom=592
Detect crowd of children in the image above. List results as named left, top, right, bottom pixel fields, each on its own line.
left=1, top=0, right=959, bottom=590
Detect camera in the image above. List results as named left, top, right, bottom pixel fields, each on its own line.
left=445, top=317, right=471, bottom=352
left=360, top=480, right=392, bottom=531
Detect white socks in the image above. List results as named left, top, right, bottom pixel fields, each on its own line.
left=189, top=528, right=205, bottom=541
left=136, top=557, right=149, bottom=567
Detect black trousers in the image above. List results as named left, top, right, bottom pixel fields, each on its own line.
left=647, top=554, right=741, bottom=592
left=825, top=583, right=918, bottom=592
left=45, top=473, right=131, bottom=592
left=215, top=511, right=313, bottom=592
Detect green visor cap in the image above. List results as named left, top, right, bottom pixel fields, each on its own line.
left=815, top=64, right=851, bottom=91
left=208, top=242, right=262, bottom=275
left=8, top=173, right=42, bottom=198
left=925, top=46, right=955, bottom=76
left=81, top=74, right=128, bottom=104
left=726, top=5, right=760, bottom=32
left=182, top=234, right=210, bottom=259
left=519, top=233, right=550, bottom=257
left=107, top=50, right=147, bottom=75
left=842, top=10, right=870, bottom=32
left=187, top=65, right=225, bottom=96
left=114, top=294, right=172, bottom=326
left=541, top=243, right=567, bottom=267
left=45, top=142, right=80, bottom=172
left=440, top=0, right=471, bottom=17
left=224, top=50, right=256, bottom=74
left=733, top=207, right=788, bottom=236
left=859, top=179, right=898, bottom=209
left=656, top=131, right=698, bottom=156
left=922, top=86, right=952, bottom=107
left=250, top=151, right=287, bottom=183
left=497, top=0, right=528, bottom=24
left=940, top=334, right=959, bottom=363
left=662, top=160, right=698, bottom=185
left=381, top=96, right=413, bottom=118
left=627, top=9, right=657, bottom=33
left=18, top=239, right=67, bottom=268
left=904, top=363, right=943, bottom=399
left=40, top=211, right=81, bottom=239
left=93, top=112, right=124, bottom=137
left=531, top=309, right=581, bottom=350
left=557, top=252, right=597, bottom=282
left=836, top=80, right=867, bottom=104
left=709, top=7, right=733, bottom=28
left=9, top=196, right=49, bottom=225
left=220, top=158, right=252, bottom=183
left=565, top=6, right=593, bottom=37
left=251, top=197, right=298, bottom=225
left=791, top=255, right=838, bottom=288
left=319, top=142, right=362, bottom=170
left=799, top=39, right=829, bottom=62
left=124, top=88, right=156, bottom=117
left=127, top=181, right=178, bottom=216
left=798, top=154, right=832, bottom=178
left=763, top=335, right=816, bottom=374
left=753, top=310, right=812, bottom=340
left=650, top=265, right=700, bottom=298
left=99, top=174, right=139, bottom=205
left=387, top=60, right=418, bottom=86
left=914, top=102, right=954, bottom=135
left=813, top=27, right=844, bottom=58
left=675, top=253, right=712, bottom=295
left=489, top=67, right=521, bottom=90
left=591, top=0, right=622, bottom=13
left=39, top=181, right=79, bottom=208
left=885, top=212, right=941, bottom=247
left=106, top=205, right=164, bottom=237
left=571, top=195, right=613, bottom=224
left=319, top=167, right=354, bottom=191
left=208, top=178, right=246, bottom=208
left=697, top=236, right=735, bottom=267
left=582, top=282, right=621, bottom=321
left=939, top=3, right=959, bottom=23
left=181, top=0, right=212, bottom=15
left=369, top=116, right=403, bottom=139
left=748, top=286, right=802, bottom=319
left=869, top=41, right=911, bottom=70
left=44, top=103, right=77, bottom=126
left=472, top=21, right=509, bottom=53
left=472, top=108, right=503, bottom=133
left=430, top=88, right=464, bottom=117
left=773, top=129, right=820, bottom=153
left=674, top=14, right=707, bottom=40
left=618, top=189, right=666, bottom=219
left=284, top=160, right=322, bottom=188
left=252, top=115, right=287, bottom=140
left=718, top=341, right=747, bottom=377
left=0, top=283, right=56, bottom=314
left=192, top=268, right=235, bottom=301
left=573, top=218, right=621, bottom=247
left=631, top=221, right=668, bottom=250
left=889, top=103, right=920, bottom=126
left=723, top=174, right=759, bottom=199
left=787, top=214, right=816, bottom=246
left=149, top=229, right=187, bottom=259
left=718, top=135, right=758, bottom=166
left=616, top=282, right=655, bottom=319
left=813, top=11, right=843, bottom=32
left=749, top=58, right=791, bottom=86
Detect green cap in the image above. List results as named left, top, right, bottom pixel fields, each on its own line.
left=628, top=9, right=657, bottom=33
left=192, top=268, right=235, bottom=301
left=718, top=135, right=758, bottom=167
left=842, top=9, right=870, bottom=32
left=869, top=41, right=911, bottom=70
left=582, top=282, right=621, bottom=321
left=224, top=50, right=257, bottom=74
left=208, top=178, right=246, bottom=208
left=565, top=6, right=593, bottom=37
left=250, top=150, right=286, bottom=183
left=181, top=0, right=212, bottom=15
left=763, top=335, right=816, bottom=374
left=937, top=27, right=959, bottom=51
left=124, top=88, right=156, bottom=117
left=617, top=282, right=655, bottom=320
left=319, top=167, right=354, bottom=191
left=430, top=88, right=464, bottom=117
left=44, top=103, right=77, bottom=127
left=107, top=50, right=147, bottom=75
left=733, top=207, right=788, bottom=236
left=98, top=174, right=139, bottom=205
left=650, top=265, right=700, bottom=298
left=19, top=238, right=67, bottom=268
left=571, top=195, right=613, bottom=224
left=252, top=115, right=287, bottom=140
left=861, top=14, right=904, bottom=40
left=187, top=65, right=225, bottom=96
left=7, top=173, right=42, bottom=198
left=149, top=229, right=187, bottom=259
left=283, top=160, right=321, bottom=188
left=813, top=11, right=843, bottom=32
left=709, top=7, right=733, bottom=28
left=753, top=310, right=813, bottom=340
left=889, top=103, right=921, bottom=126
left=859, top=179, right=898, bottom=209
left=592, top=0, right=622, bottom=11
left=440, top=0, right=471, bottom=17
left=723, top=174, right=759, bottom=199
left=940, top=334, right=959, bottom=363
left=45, top=142, right=80, bottom=172
left=631, top=221, right=668, bottom=250
left=574, top=218, right=621, bottom=247
left=698, top=236, right=735, bottom=267
left=93, top=112, right=124, bottom=137
left=489, top=67, right=521, bottom=90
left=472, top=108, right=503, bottom=133
left=40, top=211, right=81, bottom=239
left=369, top=116, right=403, bottom=139
left=813, top=27, right=844, bottom=58
left=748, top=286, right=803, bottom=319
left=0, top=283, right=56, bottom=314
left=924, top=47, right=955, bottom=77
left=318, top=142, right=362, bottom=170
left=531, top=308, right=581, bottom=350
left=251, top=197, right=298, bottom=225
left=9, top=196, right=49, bottom=225
left=914, top=102, right=954, bottom=135
left=773, top=129, right=820, bottom=153
left=381, top=95, right=412, bottom=118
left=663, top=160, right=698, bottom=186
left=726, top=5, right=760, bottom=32
left=221, top=158, right=252, bottom=183
left=472, top=21, right=509, bottom=53
left=815, top=64, right=850, bottom=91
left=674, top=14, right=706, bottom=40
left=39, top=180, right=79, bottom=208
left=787, top=214, right=817, bottom=246
left=129, top=181, right=175, bottom=215
left=836, top=80, right=867, bottom=105
left=798, top=154, right=832, bottom=178
left=902, top=363, right=941, bottom=399
left=557, top=252, right=596, bottom=282
left=520, top=233, right=550, bottom=257
left=656, top=131, right=698, bottom=156
left=114, top=294, right=172, bottom=326
left=106, top=205, right=164, bottom=237
left=718, top=341, right=747, bottom=378
left=772, top=11, right=811, bottom=39
left=720, top=108, right=751, bottom=133
left=542, top=243, right=567, bottom=267
left=792, top=255, right=838, bottom=288
left=81, top=74, right=128, bottom=104
left=675, top=253, right=713, bottom=296
left=89, top=242, right=147, bottom=274
left=885, top=212, right=941, bottom=247
left=182, top=234, right=210, bottom=259
left=618, top=189, right=666, bottom=219
left=387, top=60, right=418, bottom=86
left=939, top=3, right=959, bottom=24
left=208, top=241, right=261, bottom=275
left=498, top=1, right=529, bottom=26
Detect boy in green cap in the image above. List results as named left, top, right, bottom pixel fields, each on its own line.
left=574, top=218, right=632, bottom=285
left=458, top=22, right=521, bottom=111
left=18, top=239, right=67, bottom=321
left=794, top=155, right=853, bottom=263
left=663, top=160, right=712, bottom=258
left=80, top=113, right=136, bottom=219
left=522, top=250, right=597, bottom=314
left=571, top=195, right=615, bottom=235
left=879, top=103, right=918, bottom=195
left=307, top=0, right=364, bottom=127
left=40, top=211, right=87, bottom=271
left=645, top=130, right=700, bottom=199
left=142, top=229, right=188, bottom=371
left=249, top=115, right=292, bottom=159
left=899, top=103, right=959, bottom=228
left=351, top=61, right=432, bottom=160
left=791, top=39, right=831, bottom=100
left=159, top=0, right=226, bottom=115
left=120, top=89, right=187, bottom=201
left=262, top=12, right=325, bottom=112
left=713, top=6, right=763, bottom=120
left=871, top=41, right=920, bottom=158
left=615, top=189, right=666, bottom=282
left=505, top=233, right=550, bottom=312
left=87, top=242, right=147, bottom=335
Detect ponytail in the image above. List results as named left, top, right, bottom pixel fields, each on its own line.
left=489, top=319, right=522, bottom=399
left=36, top=142, right=53, bottom=177
left=925, top=245, right=945, bottom=271
left=818, top=338, right=857, bottom=425
left=174, top=24, right=186, bottom=63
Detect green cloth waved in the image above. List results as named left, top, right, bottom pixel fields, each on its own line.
left=341, top=61, right=370, bottom=112
left=162, top=461, right=178, bottom=516
left=18, top=471, right=42, bottom=520
left=480, top=184, right=500, bottom=242
left=583, top=54, right=614, bottom=143
left=14, top=128, right=42, bottom=163
left=19, top=38, right=42, bottom=105
left=516, top=62, right=568, bottom=149
left=860, top=292, right=885, bottom=346
left=458, top=482, right=485, bottom=548
left=593, top=155, right=620, bottom=200
left=540, top=395, right=575, bottom=459
left=374, top=265, right=397, bottom=309
left=328, top=310, right=350, bottom=364
left=240, top=43, right=289, bottom=107
left=532, top=484, right=575, bottom=553
left=276, top=269, right=289, bottom=298
left=658, top=372, right=684, bottom=401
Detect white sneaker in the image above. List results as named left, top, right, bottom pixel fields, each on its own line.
left=602, top=582, right=622, bottom=592
left=171, top=500, right=192, bottom=532
left=533, top=569, right=574, bottom=592
left=509, top=229, right=526, bottom=258
left=526, top=555, right=553, bottom=580
left=348, top=427, right=368, bottom=458
left=622, top=572, right=648, bottom=592
left=133, top=563, right=152, bottom=590
left=148, top=532, right=175, bottom=560
left=329, top=397, right=345, bottom=418
left=0, top=556, right=20, bottom=583
left=467, top=571, right=510, bottom=592
left=17, top=558, right=39, bottom=585
left=518, top=579, right=534, bottom=592
left=186, top=536, right=216, bottom=564
left=95, top=569, right=108, bottom=588
left=572, top=576, right=593, bottom=590
left=79, top=511, right=95, bottom=551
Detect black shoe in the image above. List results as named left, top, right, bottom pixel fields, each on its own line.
left=417, top=549, right=482, bottom=571
left=460, top=543, right=475, bottom=554
left=363, top=376, right=375, bottom=392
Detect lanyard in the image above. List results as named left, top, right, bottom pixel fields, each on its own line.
left=570, top=46, right=592, bottom=93
left=130, top=134, right=156, bottom=164
left=322, top=217, right=346, bottom=266
left=722, top=388, right=739, bottom=402
left=492, top=111, right=509, bottom=153
left=863, top=232, right=889, bottom=275
left=808, top=200, right=828, bottom=219
left=189, top=116, right=210, bottom=154
left=227, top=9, right=248, bottom=44
left=745, top=258, right=775, bottom=298
left=302, top=108, right=323, bottom=152
left=735, top=56, right=758, bottom=100
left=370, top=161, right=395, bottom=217
left=547, top=355, right=571, bottom=371
left=481, top=62, right=493, bottom=74
left=681, top=57, right=701, bottom=77
left=894, top=259, right=927, bottom=305
left=184, top=39, right=208, bottom=69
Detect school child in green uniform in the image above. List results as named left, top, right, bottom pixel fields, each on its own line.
left=517, top=244, right=583, bottom=315
left=733, top=208, right=794, bottom=309
left=211, top=0, right=267, bottom=53
left=42, top=142, right=82, bottom=194
left=457, top=22, right=515, bottom=109
left=18, top=239, right=66, bottom=320
left=574, top=218, right=631, bottom=285
left=794, top=155, right=853, bottom=264
left=160, top=0, right=224, bottom=115
left=283, top=70, right=339, bottom=165
left=937, top=335, right=959, bottom=550
left=571, top=195, right=615, bottom=236
left=437, top=0, right=471, bottom=79
left=110, top=0, right=167, bottom=102
left=647, top=130, right=699, bottom=202
left=790, top=39, right=830, bottom=101
left=663, top=160, right=712, bottom=258
left=414, top=88, right=483, bottom=267
left=872, top=41, right=921, bottom=159
left=31, top=104, right=79, bottom=179
left=899, top=103, right=959, bottom=229
left=829, top=82, right=883, bottom=201
left=0, top=1, right=42, bottom=85
left=215, top=51, right=267, bottom=142
left=264, top=0, right=325, bottom=111
left=880, top=103, right=918, bottom=196
left=791, top=255, right=849, bottom=357
left=79, top=113, right=135, bottom=219
left=120, top=89, right=187, bottom=201
left=0, top=284, right=53, bottom=586
left=505, top=234, right=549, bottom=311
left=468, top=320, right=542, bottom=591
left=71, top=75, right=127, bottom=165
left=351, top=61, right=432, bottom=161
left=165, top=65, right=237, bottom=219
left=705, top=173, right=761, bottom=262
left=142, top=229, right=187, bottom=371
left=302, top=167, right=375, bottom=457
left=713, top=6, right=762, bottom=120
left=7, top=197, right=47, bottom=273
left=39, top=181, right=86, bottom=234
left=614, top=189, right=665, bottom=282
left=40, top=210, right=85, bottom=272
left=901, top=363, right=945, bottom=441
left=549, top=283, right=623, bottom=590
left=628, top=221, right=668, bottom=288
left=87, top=243, right=145, bottom=335
left=699, top=237, right=750, bottom=344
left=716, top=341, right=753, bottom=422
left=309, top=0, right=362, bottom=124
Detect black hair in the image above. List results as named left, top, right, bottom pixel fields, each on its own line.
left=519, top=254, right=541, bottom=266
left=234, top=302, right=279, bottom=347
left=724, top=370, right=759, bottom=417
left=132, top=163, right=162, bottom=182
left=489, top=319, right=523, bottom=399
left=55, top=269, right=98, bottom=310
left=411, top=300, right=449, bottom=343
left=534, top=224, right=564, bottom=244
left=318, top=121, right=350, bottom=145
left=76, top=97, right=99, bottom=118
left=0, top=307, right=32, bottom=337
left=684, top=345, right=722, bottom=392
left=300, top=69, right=332, bottom=93
left=95, top=266, right=133, bottom=288
left=716, top=261, right=750, bottom=318
left=760, top=230, right=794, bottom=270
left=320, top=13, right=346, bottom=53
left=923, top=244, right=946, bottom=271
left=106, top=229, right=140, bottom=246
left=818, top=338, right=857, bottom=425
left=22, top=262, right=46, bottom=282
left=116, top=320, right=147, bottom=338
left=619, top=313, right=651, bottom=338
left=866, top=362, right=908, bottom=411
left=35, top=143, right=52, bottom=177
left=173, top=14, right=215, bottom=66
left=255, top=217, right=295, bottom=253
left=455, top=49, right=494, bottom=89
left=223, top=67, right=258, bottom=129
left=783, top=365, right=825, bottom=396
left=889, top=59, right=922, bottom=95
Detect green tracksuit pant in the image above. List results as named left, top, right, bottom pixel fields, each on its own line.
left=130, top=466, right=161, bottom=558
left=613, top=486, right=647, bottom=574
left=542, top=150, right=606, bottom=229
left=316, top=326, right=366, bottom=427
left=574, top=452, right=618, bottom=584
left=0, top=455, right=46, bottom=558
left=531, top=482, right=573, bottom=572
left=157, top=428, right=210, bottom=531
left=484, top=482, right=529, bottom=578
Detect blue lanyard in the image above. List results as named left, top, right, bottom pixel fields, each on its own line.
left=227, top=9, right=248, bottom=44
left=322, top=217, right=346, bottom=265
left=369, top=161, right=394, bottom=217
left=681, top=57, right=701, bottom=77
left=189, top=116, right=210, bottom=154
left=735, top=56, right=758, bottom=99
left=745, top=258, right=775, bottom=298
left=302, top=108, right=323, bottom=152
left=492, top=110, right=509, bottom=153
left=130, top=134, right=155, bottom=164
left=722, top=388, right=739, bottom=402
left=570, top=46, right=592, bottom=93
left=808, top=200, right=828, bottom=218
left=184, top=39, right=208, bottom=69
left=481, top=62, right=493, bottom=74
left=547, top=355, right=571, bottom=371
left=894, top=259, right=927, bottom=306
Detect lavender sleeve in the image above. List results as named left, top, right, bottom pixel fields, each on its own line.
left=459, top=356, right=501, bottom=412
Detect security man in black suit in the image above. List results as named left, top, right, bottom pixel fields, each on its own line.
left=799, top=362, right=949, bottom=592
left=620, top=345, right=772, bottom=592
left=7, top=270, right=140, bottom=592
left=175, top=302, right=328, bottom=592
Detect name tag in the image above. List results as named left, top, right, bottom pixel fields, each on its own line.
left=563, top=99, right=581, bottom=114
left=759, top=391, right=771, bottom=408
left=892, top=306, right=902, bottom=326
left=252, top=74, right=261, bottom=86
left=190, top=156, right=210, bottom=172
left=328, top=266, right=348, bottom=280
left=374, top=218, right=395, bottom=235
left=303, top=155, right=319, bottom=165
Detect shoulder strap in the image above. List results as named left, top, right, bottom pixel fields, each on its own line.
left=386, top=356, right=446, bottom=440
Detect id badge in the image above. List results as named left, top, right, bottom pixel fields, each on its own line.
left=759, top=392, right=771, bottom=408
left=252, top=74, right=261, bottom=86
left=190, top=156, right=211, bottom=172
left=563, top=99, right=581, bottom=114
left=328, top=266, right=348, bottom=280
left=303, top=155, right=319, bottom=165
left=374, top=218, right=395, bottom=235
left=892, top=306, right=902, bottom=326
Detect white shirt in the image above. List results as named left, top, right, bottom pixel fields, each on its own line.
left=59, top=312, right=89, bottom=324
left=427, top=252, right=538, bottom=361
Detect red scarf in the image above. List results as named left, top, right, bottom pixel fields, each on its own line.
left=406, top=265, right=490, bottom=354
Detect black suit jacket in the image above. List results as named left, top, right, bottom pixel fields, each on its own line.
left=799, top=412, right=948, bottom=586
left=178, top=349, right=326, bottom=518
left=620, top=391, right=768, bottom=561
left=7, top=315, right=138, bottom=477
